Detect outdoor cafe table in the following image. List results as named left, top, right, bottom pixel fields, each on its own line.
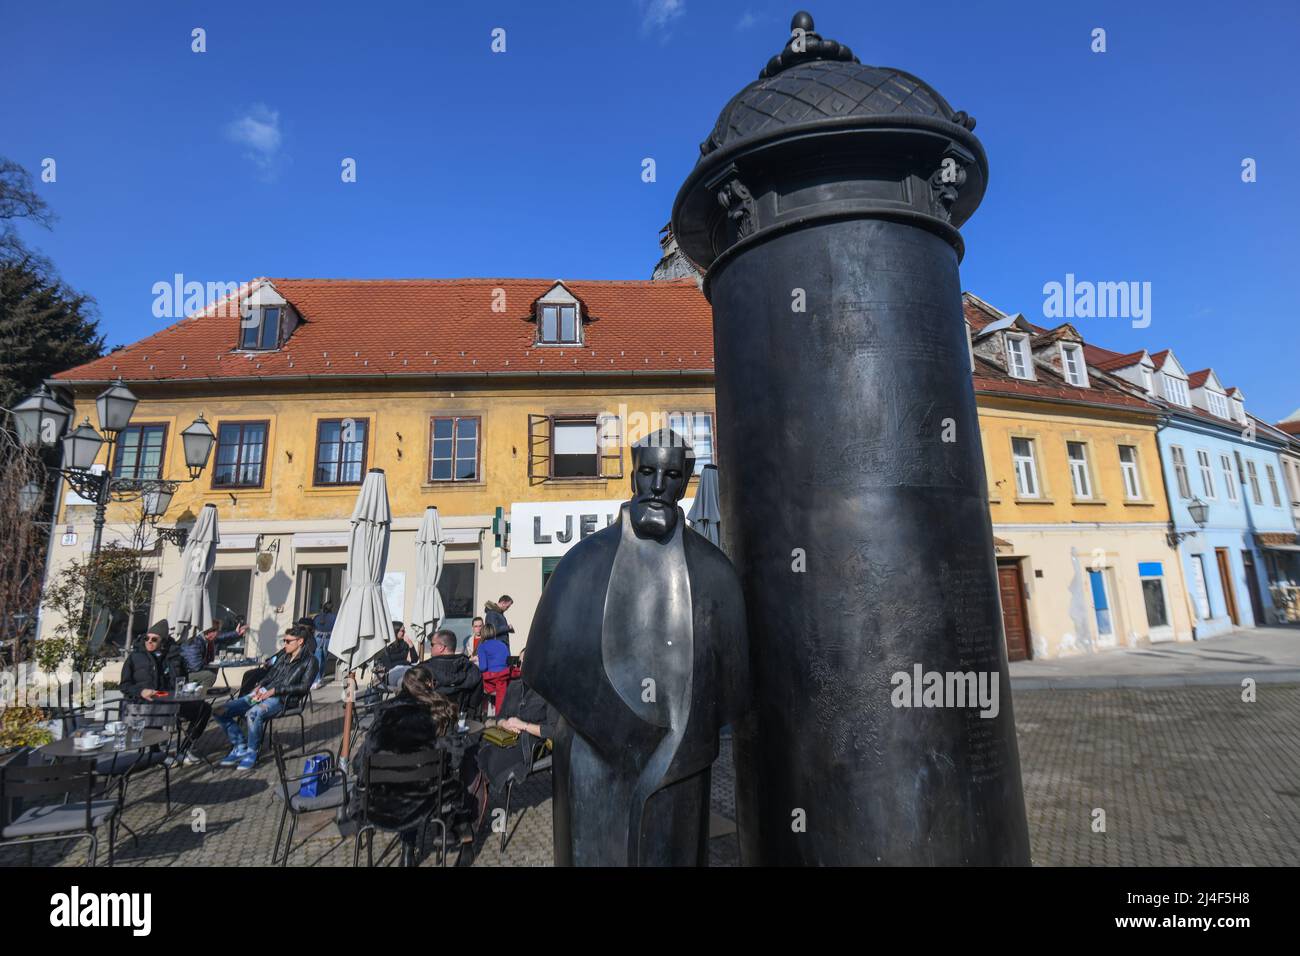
left=37, top=727, right=170, bottom=760
left=215, top=657, right=260, bottom=698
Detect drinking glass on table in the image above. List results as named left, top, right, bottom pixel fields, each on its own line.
left=128, top=715, right=146, bottom=745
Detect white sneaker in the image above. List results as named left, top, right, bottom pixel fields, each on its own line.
left=182, top=752, right=201, bottom=766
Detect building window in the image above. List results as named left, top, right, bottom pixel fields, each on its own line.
left=1220, top=454, right=1239, bottom=502
left=1170, top=445, right=1191, bottom=499
left=112, top=423, right=167, bottom=480
left=1141, top=366, right=1154, bottom=394
left=429, top=416, right=480, bottom=482
left=1139, top=562, right=1169, bottom=629
left=1066, top=441, right=1092, bottom=498
left=666, top=412, right=715, bottom=474
left=1265, top=464, right=1282, bottom=507
left=212, top=421, right=268, bottom=488
left=538, top=304, right=579, bottom=345
left=1011, top=438, right=1039, bottom=498
left=1207, top=390, right=1230, bottom=419
left=1196, top=449, right=1215, bottom=499
left=1088, top=569, right=1113, bottom=637
left=1060, top=344, right=1088, bottom=387
left=1005, top=334, right=1032, bottom=379
left=1190, top=555, right=1212, bottom=619
left=1163, top=374, right=1189, bottom=407
left=527, top=414, right=622, bottom=482
left=239, top=306, right=281, bottom=351
left=313, top=418, right=368, bottom=486
left=1118, top=445, right=1142, bottom=500
left=1245, top=460, right=1263, bottom=505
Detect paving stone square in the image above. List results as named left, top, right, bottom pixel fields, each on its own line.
left=4, top=683, right=1298, bottom=867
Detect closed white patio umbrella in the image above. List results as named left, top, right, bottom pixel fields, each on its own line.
left=411, top=506, right=446, bottom=654
left=330, top=468, right=393, bottom=672
left=171, top=503, right=219, bottom=638
left=687, top=463, right=722, bottom=546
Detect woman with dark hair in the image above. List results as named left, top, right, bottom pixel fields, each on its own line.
left=353, top=668, right=458, bottom=857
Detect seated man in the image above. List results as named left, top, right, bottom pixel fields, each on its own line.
left=418, top=628, right=483, bottom=716
left=119, top=621, right=212, bottom=765
left=214, top=619, right=249, bottom=656
left=178, top=624, right=220, bottom=692
left=213, top=623, right=317, bottom=771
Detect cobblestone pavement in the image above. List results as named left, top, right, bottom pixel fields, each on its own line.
left=5, top=685, right=1298, bottom=867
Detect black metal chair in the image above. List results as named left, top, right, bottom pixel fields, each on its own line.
left=345, top=686, right=390, bottom=758
left=500, top=738, right=553, bottom=855
left=353, top=747, right=448, bottom=868
left=266, top=690, right=312, bottom=756
left=269, top=743, right=349, bottom=866
left=113, top=699, right=183, bottom=817
left=0, top=758, right=121, bottom=866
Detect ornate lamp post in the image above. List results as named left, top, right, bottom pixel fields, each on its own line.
left=673, top=12, right=1029, bottom=864
left=1168, top=497, right=1209, bottom=548
left=10, top=378, right=216, bottom=561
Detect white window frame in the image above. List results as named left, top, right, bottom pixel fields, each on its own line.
left=1005, top=334, right=1033, bottom=380
left=1060, top=344, right=1089, bottom=387
left=1207, top=390, right=1230, bottom=419
left=1171, top=445, right=1192, bottom=499
left=1141, top=366, right=1154, bottom=394
left=1066, top=441, right=1092, bottom=499
left=1220, top=453, right=1239, bottom=502
left=1196, top=449, right=1215, bottom=499
left=1163, top=373, right=1190, bottom=407
left=1190, top=555, right=1212, bottom=620
left=1246, top=460, right=1263, bottom=505
left=1012, top=437, right=1040, bottom=498
left=1118, top=445, right=1142, bottom=500
left=1265, top=464, right=1282, bottom=507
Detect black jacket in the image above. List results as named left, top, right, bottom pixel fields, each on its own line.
left=355, top=696, right=447, bottom=829
left=257, top=649, right=317, bottom=707
left=379, top=640, right=417, bottom=672
left=419, top=654, right=481, bottom=695
left=119, top=644, right=184, bottom=699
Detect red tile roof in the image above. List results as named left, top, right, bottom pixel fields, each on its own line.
left=972, top=355, right=1157, bottom=412
left=1089, top=348, right=1145, bottom=371
left=1148, top=349, right=1172, bottom=370
left=53, top=278, right=715, bottom=385
left=1187, top=369, right=1212, bottom=389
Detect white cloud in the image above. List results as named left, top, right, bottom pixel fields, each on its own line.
left=639, top=0, right=684, bottom=35
left=225, top=104, right=284, bottom=178
left=736, top=10, right=758, bottom=31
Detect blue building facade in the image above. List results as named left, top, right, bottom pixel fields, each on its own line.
left=1157, top=412, right=1296, bottom=636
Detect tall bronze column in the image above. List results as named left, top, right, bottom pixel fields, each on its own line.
left=672, top=12, right=1030, bottom=865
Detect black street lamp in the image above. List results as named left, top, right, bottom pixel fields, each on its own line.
left=9, top=377, right=217, bottom=563
left=1168, top=497, right=1210, bottom=548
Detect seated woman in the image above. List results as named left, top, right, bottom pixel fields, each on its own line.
left=354, top=668, right=458, bottom=854
left=468, top=664, right=560, bottom=828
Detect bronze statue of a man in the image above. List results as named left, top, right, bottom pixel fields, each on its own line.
left=523, top=428, right=749, bottom=866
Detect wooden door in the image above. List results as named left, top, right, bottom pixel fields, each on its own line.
left=1215, top=548, right=1239, bottom=626
left=997, top=561, right=1031, bottom=662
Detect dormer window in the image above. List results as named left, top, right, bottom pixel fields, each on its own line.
left=1141, top=366, right=1154, bottom=394
left=534, top=282, right=583, bottom=346
left=240, top=306, right=281, bottom=350
left=1206, top=390, right=1230, bottom=420
left=539, top=304, right=579, bottom=344
left=1163, top=373, right=1189, bottom=407
left=237, top=282, right=293, bottom=352
left=1005, top=334, right=1033, bottom=380
left=1060, top=343, right=1088, bottom=387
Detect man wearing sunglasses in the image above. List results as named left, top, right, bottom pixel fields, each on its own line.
left=212, top=623, right=318, bottom=770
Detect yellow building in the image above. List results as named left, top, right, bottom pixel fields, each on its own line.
left=42, top=277, right=717, bottom=657
left=966, top=294, right=1193, bottom=659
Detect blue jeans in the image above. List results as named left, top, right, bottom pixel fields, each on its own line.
left=314, top=632, right=330, bottom=681
left=214, top=694, right=285, bottom=754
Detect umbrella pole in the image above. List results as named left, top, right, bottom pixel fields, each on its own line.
left=340, top=651, right=357, bottom=764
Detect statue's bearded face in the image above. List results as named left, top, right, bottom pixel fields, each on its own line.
left=629, top=443, right=690, bottom=540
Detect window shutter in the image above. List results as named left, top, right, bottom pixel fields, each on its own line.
left=528, top=414, right=552, bottom=485
left=597, top=413, right=624, bottom=479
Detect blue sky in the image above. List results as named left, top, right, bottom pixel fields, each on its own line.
left=2, top=0, right=1296, bottom=421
